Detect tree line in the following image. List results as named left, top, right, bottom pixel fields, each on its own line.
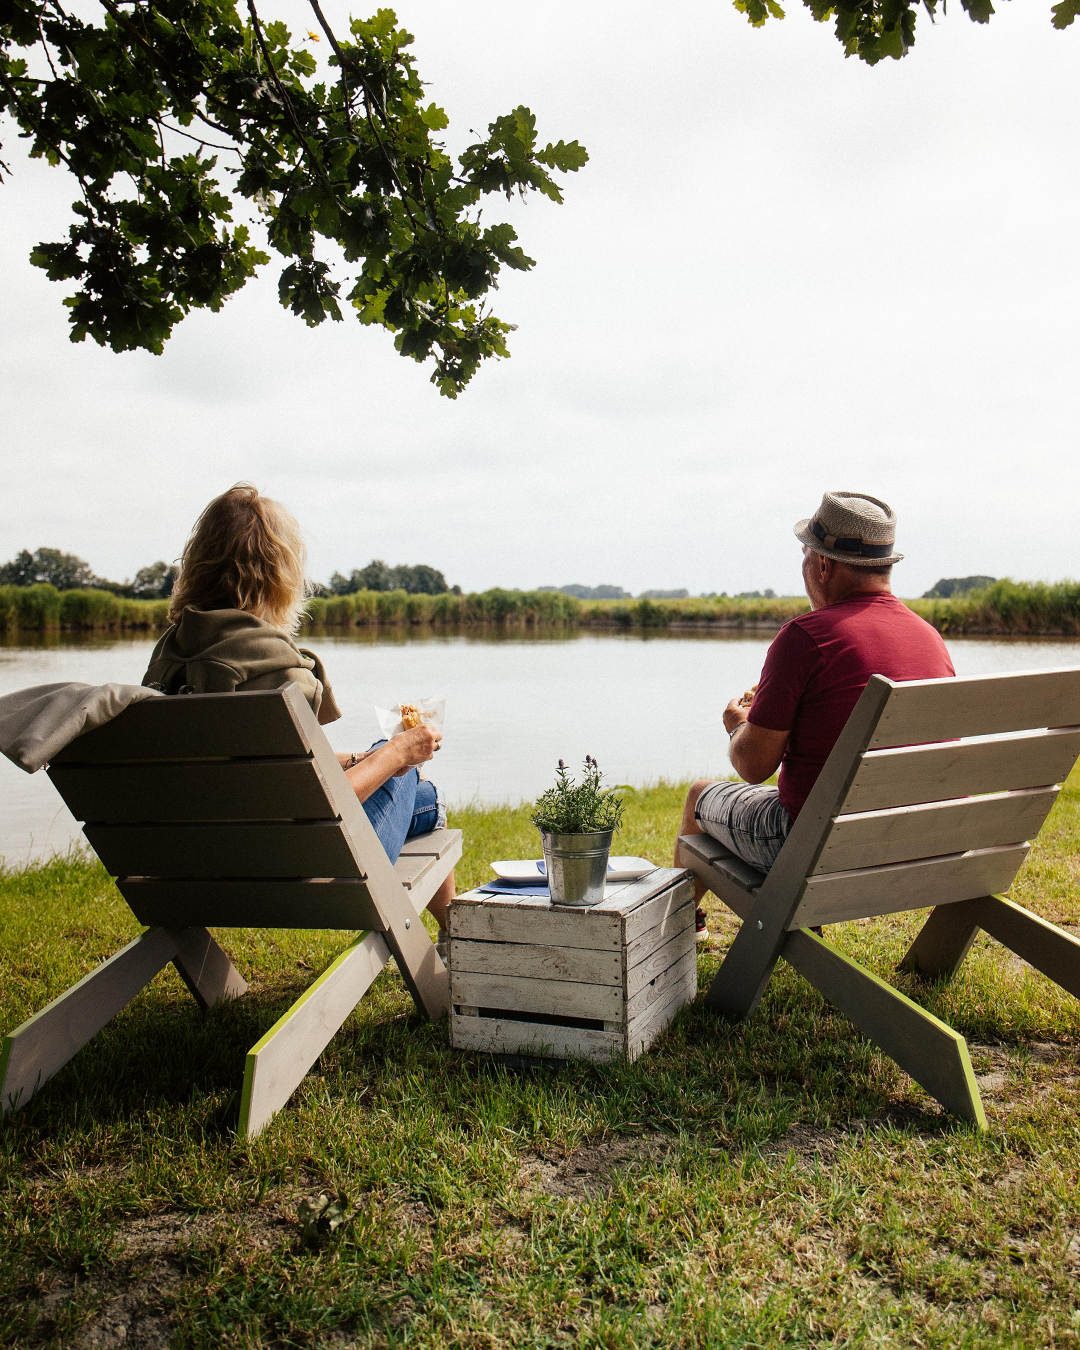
left=0, top=547, right=456, bottom=598
left=0, top=548, right=178, bottom=599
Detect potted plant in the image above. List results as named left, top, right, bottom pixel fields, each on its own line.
left=531, top=756, right=626, bottom=906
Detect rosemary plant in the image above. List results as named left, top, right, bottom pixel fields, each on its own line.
left=531, top=756, right=625, bottom=835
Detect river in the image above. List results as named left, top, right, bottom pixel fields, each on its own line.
left=2, top=628, right=1078, bottom=865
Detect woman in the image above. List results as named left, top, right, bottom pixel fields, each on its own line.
left=142, top=483, right=456, bottom=928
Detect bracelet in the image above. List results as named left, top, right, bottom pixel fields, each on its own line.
left=344, top=751, right=360, bottom=770
left=728, top=720, right=748, bottom=741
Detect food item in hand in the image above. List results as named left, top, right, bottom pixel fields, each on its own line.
left=375, top=696, right=446, bottom=738
left=739, top=683, right=758, bottom=708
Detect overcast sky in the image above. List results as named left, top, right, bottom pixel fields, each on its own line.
left=1, top=0, right=1078, bottom=598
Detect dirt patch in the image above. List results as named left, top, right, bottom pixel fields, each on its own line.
left=761, top=1122, right=852, bottom=1166
left=13, top=1203, right=299, bottom=1348
left=967, top=1041, right=1079, bottom=1109
left=758, top=1118, right=884, bottom=1167
left=520, top=1132, right=676, bottom=1198
left=115, top=1205, right=292, bottom=1259
left=758, top=1105, right=954, bottom=1169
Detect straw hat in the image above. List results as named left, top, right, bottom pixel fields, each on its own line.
left=794, top=491, right=904, bottom=567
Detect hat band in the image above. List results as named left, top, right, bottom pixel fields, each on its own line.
left=809, top=518, right=895, bottom=559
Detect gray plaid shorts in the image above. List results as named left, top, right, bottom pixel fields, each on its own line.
left=694, top=780, right=792, bottom=874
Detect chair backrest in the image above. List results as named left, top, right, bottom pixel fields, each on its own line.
left=767, top=667, right=1080, bottom=932
left=46, top=685, right=405, bottom=933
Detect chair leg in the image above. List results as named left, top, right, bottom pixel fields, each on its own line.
left=171, top=927, right=248, bottom=1010
left=238, top=931, right=391, bottom=1140
left=380, top=914, right=449, bottom=1022
left=783, top=928, right=987, bottom=1127
left=703, top=907, right=787, bottom=1020
left=974, top=895, right=1080, bottom=1000
left=899, top=898, right=984, bottom=980
left=0, top=926, right=186, bottom=1115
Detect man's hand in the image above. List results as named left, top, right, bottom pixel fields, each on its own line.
left=723, top=697, right=749, bottom=735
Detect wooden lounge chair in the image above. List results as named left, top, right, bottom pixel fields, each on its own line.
left=0, top=683, right=458, bottom=1138
left=679, top=667, right=1080, bottom=1127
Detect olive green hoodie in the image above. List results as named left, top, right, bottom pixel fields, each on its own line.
left=142, top=607, right=341, bottom=724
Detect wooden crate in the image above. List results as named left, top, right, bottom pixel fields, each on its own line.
left=448, top=868, right=697, bottom=1062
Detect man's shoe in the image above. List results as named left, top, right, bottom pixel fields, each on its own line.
left=695, top=908, right=709, bottom=943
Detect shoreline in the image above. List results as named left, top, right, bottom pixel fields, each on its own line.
left=2, top=580, right=1079, bottom=640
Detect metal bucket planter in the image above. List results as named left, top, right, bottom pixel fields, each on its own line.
left=540, top=829, right=614, bottom=907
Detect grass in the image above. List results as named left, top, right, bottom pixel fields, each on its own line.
left=2, top=770, right=1080, bottom=1348
left=3, top=578, right=1080, bottom=636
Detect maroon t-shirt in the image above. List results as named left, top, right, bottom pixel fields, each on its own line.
left=748, top=593, right=955, bottom=818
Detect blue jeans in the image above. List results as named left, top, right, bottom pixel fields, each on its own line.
left=361, top=741, right=444, bottom=863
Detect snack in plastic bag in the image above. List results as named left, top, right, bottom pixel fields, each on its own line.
left=375, top=696, right=446, bottom=739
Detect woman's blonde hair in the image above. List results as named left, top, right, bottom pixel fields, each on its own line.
left=169, top=484, right=310, bottom=634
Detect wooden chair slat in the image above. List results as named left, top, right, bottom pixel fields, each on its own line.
left=118, top=878, right=383, bottom=931
left=398, top=829, right=459, bottom=859
left=868, top=668, right=1080, bottom=749
left=394, top=854, right=437, bottom=890
left=790, top=843, right=1030, bottom=929
left=813, top=786, right=1059, bottom=875
left=398, top=835, right=462, bottom=912
left=48, top=758, right=338, bottom=824
left=49, top=688, right=312, bottom=764
left=83, top=820, right=364, bottom=879
left=841, top=726, right=1080, bottom=813
left=677, top=834, right=761, bottom=917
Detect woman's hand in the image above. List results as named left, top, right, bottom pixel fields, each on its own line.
left=342, top=725, right=443, bottom=803
left=390, top=723, right=442, bottom=767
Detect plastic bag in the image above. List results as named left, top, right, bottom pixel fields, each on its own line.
left=374, top=695, right=446, bottom=739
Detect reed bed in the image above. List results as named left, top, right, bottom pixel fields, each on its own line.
left=908, top=578, right=1080, bottom=636
left=2, top=579, right=1080, bottom=638
left=577, top=594, right=811, bottom=628
left=0, top=586, right=169, bottom=632
left=303, top=587, right=582, bottom=627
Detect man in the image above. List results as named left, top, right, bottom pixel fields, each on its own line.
left=679, top=491, right=954, bottom=940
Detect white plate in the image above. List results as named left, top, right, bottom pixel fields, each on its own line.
left=490, top=856, right=656, bottom=883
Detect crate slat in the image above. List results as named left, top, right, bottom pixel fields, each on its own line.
left=448, top=902, right=623, bottom=951
left=626, top=946, right=697, bottom=1023
left=626, top=963, right=698, bottom=1058
left=449, top=1014, right=621, bottom=1061
left=450, top=970, right=622, bottom=1021
left=627, top=923, right=697, bottom=1000
left=449, top=938, right=621, bottom=986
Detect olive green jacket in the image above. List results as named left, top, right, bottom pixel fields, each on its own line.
left=142, top=607, right=342, bottom=725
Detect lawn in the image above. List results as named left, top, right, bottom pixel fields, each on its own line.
left=1, top=770, right=1078, bottom=1349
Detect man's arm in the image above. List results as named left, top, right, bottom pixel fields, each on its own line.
left=724, top=699, right=789, bottom=783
